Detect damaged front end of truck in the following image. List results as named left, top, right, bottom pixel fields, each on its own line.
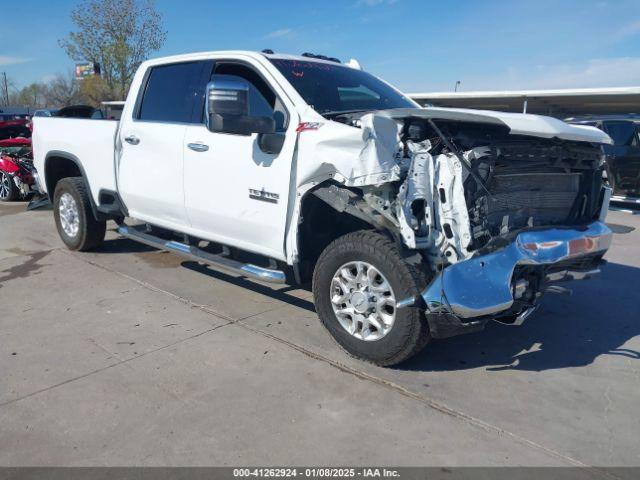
left=297, top=108, right=614, bottom=338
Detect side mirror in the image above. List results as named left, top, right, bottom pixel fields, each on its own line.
left=258, top=133, right=285, bottom=155
left=206, top=76, right=275, bottom=136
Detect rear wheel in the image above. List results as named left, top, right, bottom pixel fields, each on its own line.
left=53, top=177, right=106, bottom=251
left=0, top=170, right=18, bottom=202
left=312, top=230, right=430, bottom=366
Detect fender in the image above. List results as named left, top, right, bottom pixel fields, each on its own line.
left=310, top=183, right=403, bottom=246
left=290, top=182, right=405, bottom=283
left=43, top=151, right=104, bottom=221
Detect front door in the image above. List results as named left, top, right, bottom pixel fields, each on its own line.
left=183, top=60, right=298, bottom=260
left=118, top=60, right=207, bottom=230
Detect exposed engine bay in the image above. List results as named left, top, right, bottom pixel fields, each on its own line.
left=315, top=111, right=608, bottom=270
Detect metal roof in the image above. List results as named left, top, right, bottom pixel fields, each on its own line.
left=408, top=87, right=640, bottom=117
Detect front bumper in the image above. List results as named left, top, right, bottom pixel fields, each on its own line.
left=421, top=221, right=612, bottom=337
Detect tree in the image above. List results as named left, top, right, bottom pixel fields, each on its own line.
left=44, top=72, right=82, bottom=106
left=15, top=83, right=48, bottom=108
left=78, top=75, right=110, bottom=106
left=1, top=74, right=18, bottom=107
left=59, top=0, right=166, bottom=100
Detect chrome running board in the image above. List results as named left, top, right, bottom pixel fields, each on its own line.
left=117, top=225, right=286, bottom=284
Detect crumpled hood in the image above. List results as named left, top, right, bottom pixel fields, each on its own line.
left=376, top=107, right=613, bottom=145
left=294, top=107, right=612, bottom=190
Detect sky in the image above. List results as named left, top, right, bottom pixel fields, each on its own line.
left=1, top=0, right=640, bottom=93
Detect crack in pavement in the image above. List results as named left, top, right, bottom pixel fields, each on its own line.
left=0, top=323, right=231, bottom=409
left=0, top=249, right=291, bottom=407
left=236, top=322, right=623, bottom=478
left=1, top=248, right=625, bottom=478
left=68, top=249, right=308, bottom=324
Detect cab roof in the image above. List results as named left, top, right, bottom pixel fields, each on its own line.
left=143, top=50, right=345, bottom=67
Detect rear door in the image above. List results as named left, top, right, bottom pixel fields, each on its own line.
left=182, top=59, right=298, bottom=260
left=117, top=61, right=207, bottom=229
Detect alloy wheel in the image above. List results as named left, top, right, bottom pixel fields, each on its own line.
left=0, top=172, right=11, bottom=200
left=330, top=261, right=397, bottom=341
left=58, top=192, right=80, bottom=238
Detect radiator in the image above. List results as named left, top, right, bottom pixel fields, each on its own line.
left=484, top=172, right=581, bottom=226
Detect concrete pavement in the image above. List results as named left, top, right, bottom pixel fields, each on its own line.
left=1, top=202, right=638, bottom=467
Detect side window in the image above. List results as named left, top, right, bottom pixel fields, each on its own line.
left=603, top=121, right=639, bottom=147
left=210, top=62, right=288, bottom=131
left=214, top=74, right=274, bottom=118
left=138, top=61, right=203, bottom=123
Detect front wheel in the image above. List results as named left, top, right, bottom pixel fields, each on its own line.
left=53, top=177, right=106, bottom=251
left=0, top=170, right=18, bottom=202
left=312, top=230, right=430, bottom=366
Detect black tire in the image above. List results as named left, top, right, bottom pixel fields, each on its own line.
left=312, top=230, right=430, bottom=367
left=53, top=177, right=106, bottom=251
left=0, top=170, right=18, bottom=202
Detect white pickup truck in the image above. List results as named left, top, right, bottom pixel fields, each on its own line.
left=33, top=50, right=614, bottom=366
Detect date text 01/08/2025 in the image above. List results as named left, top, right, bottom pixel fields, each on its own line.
left=232, top=468, right=401, bottom=478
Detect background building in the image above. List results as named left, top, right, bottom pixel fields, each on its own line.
left=409, top=87, right=640, bottom=118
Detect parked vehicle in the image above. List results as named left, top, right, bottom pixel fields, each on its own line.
left=32, top=109, right=59, bottom=118
left=0, top=112, right=30, bottom=120
left=566, top=115, right=640, bottom=198
left=101, top=101, right=125, bottom=120
left=0, top=115, right=31, bottom=139
left=55, top=105, right=103, bottom=119
left=0, top=137, right=37, bottom=202
left=33, top=51, right=613, bottom=366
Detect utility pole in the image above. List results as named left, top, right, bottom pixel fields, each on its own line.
left=1, top=72, right=10, bottom=106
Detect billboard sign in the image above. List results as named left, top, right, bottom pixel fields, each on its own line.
left=75, top=62, right=95, bottom=79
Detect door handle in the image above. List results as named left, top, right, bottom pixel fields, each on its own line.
left=187, top=142, right=209, bottom=152
left=124, top=135, right=140, bottom=145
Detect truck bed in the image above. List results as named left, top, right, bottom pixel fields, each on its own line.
left=32, top=117, right=119, bottom=205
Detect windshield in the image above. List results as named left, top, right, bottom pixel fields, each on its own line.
left=269, top=59, right=416, bottom=117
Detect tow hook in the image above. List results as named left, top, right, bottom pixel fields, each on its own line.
left=513, top=278, right=529, bottom=299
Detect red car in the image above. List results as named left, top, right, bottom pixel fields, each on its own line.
left=0, top=136, right=36, bottom=202
left=0, top=114, right=31, bottom=139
